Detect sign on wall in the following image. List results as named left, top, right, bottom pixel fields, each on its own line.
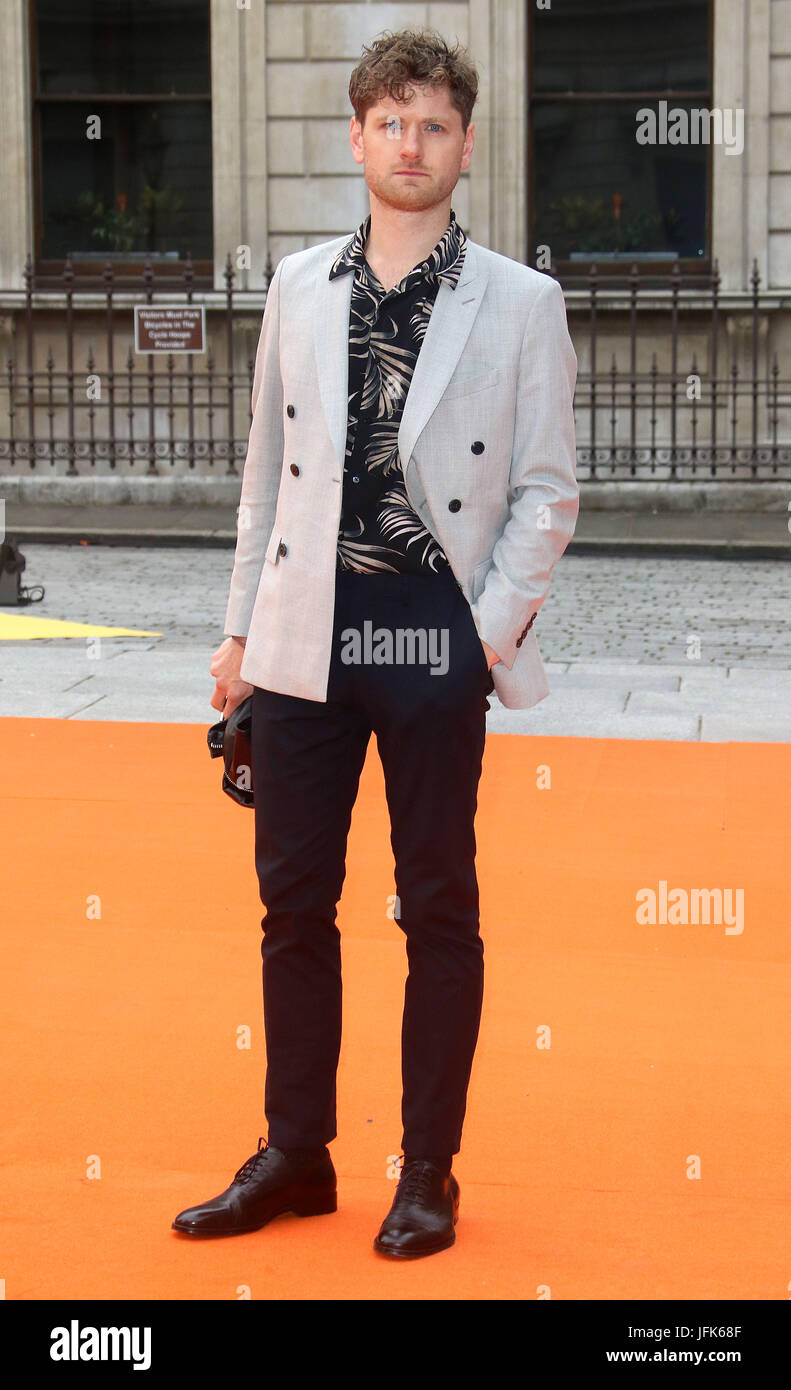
left=133, top=306, right=206, bottom=354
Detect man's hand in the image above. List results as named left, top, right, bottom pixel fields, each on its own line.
left=481, top=639, right=500, bottom=671
left=210, top=636, right=253, bottom=717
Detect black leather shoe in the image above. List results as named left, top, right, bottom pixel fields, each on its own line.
left=172, top=1138, right=337, bottom=1237
left=373, top=1159, right=459, bottom=1259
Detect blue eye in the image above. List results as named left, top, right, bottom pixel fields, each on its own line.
left=383, top=121, right=444, bottom=132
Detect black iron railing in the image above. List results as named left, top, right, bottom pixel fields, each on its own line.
left=0, top=252, right=788, bottom=480
left=1, top=252, right=274, bottom=476
left=564, top=259, right=789, bottom=480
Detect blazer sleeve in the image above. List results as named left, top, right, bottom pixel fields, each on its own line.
left=223, top=255, right=286, bottom=639
left=469, top=274, right=579, bottom=668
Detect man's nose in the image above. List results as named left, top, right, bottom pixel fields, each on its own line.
left=400, top=131, right=422, bottom=157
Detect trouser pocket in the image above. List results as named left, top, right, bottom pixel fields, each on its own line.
left=454, top=586, right=494, bottom=690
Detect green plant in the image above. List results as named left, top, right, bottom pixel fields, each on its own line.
left=546, top=194, right=681, bottom=255
left=71, top=190, right=146, bottom=251
left=68, top=184, right=185, bottom=252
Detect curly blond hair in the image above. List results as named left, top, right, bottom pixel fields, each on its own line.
left=349, top=27, right=479, bottom=134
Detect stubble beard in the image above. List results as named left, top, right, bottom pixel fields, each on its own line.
left=366, top=166, right=455, bottom=216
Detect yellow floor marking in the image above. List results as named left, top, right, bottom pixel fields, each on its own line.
left=0, top=613, right=162, bottom=640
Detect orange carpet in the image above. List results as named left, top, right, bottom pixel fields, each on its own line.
left=1, top=718, right=788, bottom=1300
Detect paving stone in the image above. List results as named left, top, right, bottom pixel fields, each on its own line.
left=3, top=544, right=791, bottom=740
left=486, top=705, right=700, bottom=741
left=699, top=714, right=791, bottom=743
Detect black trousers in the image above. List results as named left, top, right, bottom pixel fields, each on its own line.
left=249, top=565, right=494, bottom=1157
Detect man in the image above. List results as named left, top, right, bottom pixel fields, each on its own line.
left=173, top=27, right=578, bottom=1259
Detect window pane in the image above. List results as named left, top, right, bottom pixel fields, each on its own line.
left=36, top=0, right=210, bottom=95
left=532, top=102, right=708, bottom=259
left=38, top=101, right=212, bottom=258
left=531, top=0, right=709, bottom=94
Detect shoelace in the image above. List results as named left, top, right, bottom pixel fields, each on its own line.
left=232, top=1136, right=271, bottom=1186
left=394, top=1159, right=440, bottom=1205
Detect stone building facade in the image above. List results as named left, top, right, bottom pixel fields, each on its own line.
left=0, top=0, right=788, bottom=478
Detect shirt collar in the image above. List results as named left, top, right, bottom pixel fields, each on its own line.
left=329, top=207, right=466, bottom=291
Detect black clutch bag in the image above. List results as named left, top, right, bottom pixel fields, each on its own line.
left=206, top=694, right=254, bottom=808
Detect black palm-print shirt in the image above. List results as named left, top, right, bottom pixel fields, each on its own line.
left=328, top=207, right=467, bottom=574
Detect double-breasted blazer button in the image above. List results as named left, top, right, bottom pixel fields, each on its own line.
left=278, top=541, right=287, bottom=557
left=290, top=463, right=300, bottom=476
left=286, top=404, right=295, bottom=418
left=471, top=440, right=485, bottom=454
left=448, top=498, right=462, bottom=512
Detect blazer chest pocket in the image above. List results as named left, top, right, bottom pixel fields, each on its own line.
left=441, top=366, right=502, bottom=403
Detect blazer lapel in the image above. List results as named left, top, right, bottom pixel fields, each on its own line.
left=398, top=241, right=489, bottom=469
left=311, top=236, right=490, bottom=474
left=312, top=245, right=354, bottom=472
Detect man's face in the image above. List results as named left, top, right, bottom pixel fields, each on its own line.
left=349, top=83, right=474, bottom=213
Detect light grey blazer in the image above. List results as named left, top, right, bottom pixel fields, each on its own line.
left=223, top=232, right=579, bottom=709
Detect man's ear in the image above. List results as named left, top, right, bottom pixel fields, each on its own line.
left=350, top=114, right=364, bottom=165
